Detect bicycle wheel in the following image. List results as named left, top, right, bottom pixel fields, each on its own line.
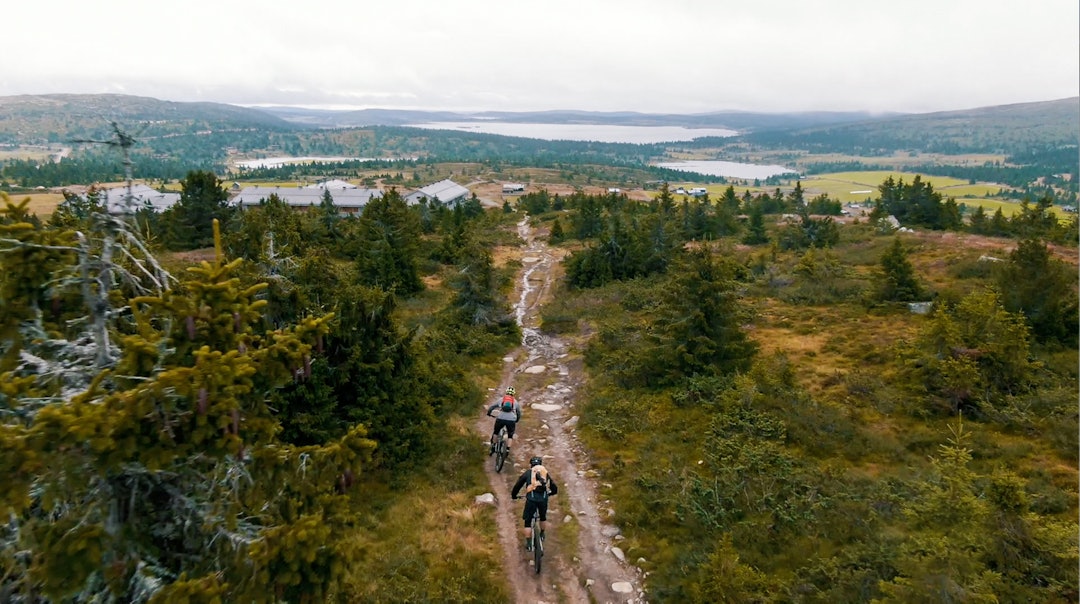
left=532, top=514, right=542, bottom=573
left=494, top=432, right=507, bottom=472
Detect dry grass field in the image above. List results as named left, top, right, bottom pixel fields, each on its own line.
left=6, top=192, right=65, bottom=216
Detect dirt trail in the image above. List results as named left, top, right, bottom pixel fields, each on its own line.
left=475, top=217, right=646, bottom=604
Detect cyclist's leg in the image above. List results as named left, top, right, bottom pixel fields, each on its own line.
left=505, top=420, right=517, bottom=451
left=537, top=501, right=549, bottom=539
left=491, top=419, right=507, bottom=453
left=522, top=500, right=537, bottom=549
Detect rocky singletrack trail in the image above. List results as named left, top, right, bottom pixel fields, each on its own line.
left=474, top=217, right=646, bottom=604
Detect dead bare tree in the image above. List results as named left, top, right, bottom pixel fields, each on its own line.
left=66, top=120, right=172, bottom=368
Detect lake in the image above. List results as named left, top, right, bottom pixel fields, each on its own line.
left=404, top=122, right=738, bottom=144
left=231, top=128, right=795, bottom=180
left=655, top=160, right=798, bottom=180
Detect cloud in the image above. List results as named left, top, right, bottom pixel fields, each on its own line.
left=4, top=0, right=1077, bottom=113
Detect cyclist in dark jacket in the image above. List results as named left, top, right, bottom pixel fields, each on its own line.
left=486, top=386, right=521, bottom=454
left=511, top=456, right=558, bottom=550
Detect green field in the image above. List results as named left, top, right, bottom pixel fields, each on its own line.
left=663, top=170, right=1068, bottom=220
left=799, top=171, right=1001, bottom=203
left=668, top=171, right=1009, bottom=204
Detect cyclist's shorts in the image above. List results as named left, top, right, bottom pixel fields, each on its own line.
left=522, top=499, right=548, bottom=527
left=494, top=417, right=517, bottom=439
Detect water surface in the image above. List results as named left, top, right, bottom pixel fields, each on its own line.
left=656, top=160, right=797, bottom=180
left=405, top=122, right=737, bottom=144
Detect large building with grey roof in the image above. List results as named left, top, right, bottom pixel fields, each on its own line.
left=404, top=179, right=470, bottom=207
left=231, top=184, right=383, bottom=213
left=93, top=184, right=181, bottom=214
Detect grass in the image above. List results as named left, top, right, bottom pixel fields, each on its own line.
left=553, top=213, right=1078, bottom=598
left=4, top=192, right=65, bottom=217
left=335, top=415, right=507, bottom=602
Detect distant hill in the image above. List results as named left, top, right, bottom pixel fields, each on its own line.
left=0, top=94, right=298, bottom=145
left=2, top=93, right=1073, bottom=156
left=741, top=97, right=1080, bottom=154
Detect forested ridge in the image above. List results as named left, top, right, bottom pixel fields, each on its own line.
left=2, top=94, right=1076, bottom=198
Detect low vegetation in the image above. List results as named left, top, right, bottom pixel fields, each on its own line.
left=537, top=185, right=1078, bottom=601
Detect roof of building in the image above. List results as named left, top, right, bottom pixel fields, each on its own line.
left=406, top=179, right=470, bottom=204
left=97, top=184, right=181, bottom=213
left=303, top=179, right=356, bottom=190
left=231, top=186, right=382, bottom=209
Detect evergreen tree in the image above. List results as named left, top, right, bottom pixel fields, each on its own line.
left=354, top=189, right=423, bottom=296
left=995, top=238, right=1079, bottom=346
left=878, top=420, right=1004, bottom=601
left=0, top=214, right=372, bottom=601
left=989, top=207, right=1011, bottom=236
left=548, top=217, right=566, bottom=244
left=788, top=179, right=805, bottom=210
left=915, top=289, right=1037, bottom=412
left=163, top=170, right=233, bottom=250
left=648, top=247, right=758, bottom=384
left=967, top=205, right=990, bottom=234
left=875, top=237, right=924, bottom=302
left=225, top=193, right=307, bottom=262
left=574, top=194, right=604, bottom=239
left=49, top=188, right=105, bottom=227
left=316, top=187, right=340, bottom=242
left=447, top=229, right=510, bottom=328
left=742, top=203, right=770, bottom=245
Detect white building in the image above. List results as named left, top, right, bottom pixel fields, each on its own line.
left=94, top=184, right=181, bottom=214
left=405, top=179, right=471, bottom=207
left=502, top=183, right=526, bottom=194
left=231, top=183, right=382, bottom=214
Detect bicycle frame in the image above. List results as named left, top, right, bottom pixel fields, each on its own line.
left=494, top=426, right=509, bottom=472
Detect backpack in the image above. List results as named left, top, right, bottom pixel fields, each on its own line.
left=500, top=395, right=515, bottom=413
left=526, top=468, right=549, bottom=501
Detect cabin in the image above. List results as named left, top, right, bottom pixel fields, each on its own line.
left=231, top=183, right=382, bottom=214
left=405, top=179, right=470, bottom=207
left=89, top=184, right=181, bottom=214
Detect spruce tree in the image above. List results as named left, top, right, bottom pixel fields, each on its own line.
left=649, top=247, right=758, bottom=384
left=742, top=203, right=769, bottom=245
left=995, top=238, right=1079, bottom=346
left=875, top=237, right=924, bottom=302
left=164, top=170, right=233, bottom=250
left=0, top=213, right=374, bottom=602
left=354, top=189, right=423, bottom=296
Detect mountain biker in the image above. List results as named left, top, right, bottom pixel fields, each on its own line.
left=486, top=386, right=521, bottom=455
left=511, top=456, right=558, bottom=551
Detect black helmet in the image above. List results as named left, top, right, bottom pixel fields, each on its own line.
left=529, top=456, right=543, bottom=467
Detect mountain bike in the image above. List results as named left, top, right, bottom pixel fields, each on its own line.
left=529, top=507, right=544, bottom=573
left=493, top=426, right=509, bottom=473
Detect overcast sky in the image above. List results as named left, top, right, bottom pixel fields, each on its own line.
left=4, top=0, right=1078, bottom=115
